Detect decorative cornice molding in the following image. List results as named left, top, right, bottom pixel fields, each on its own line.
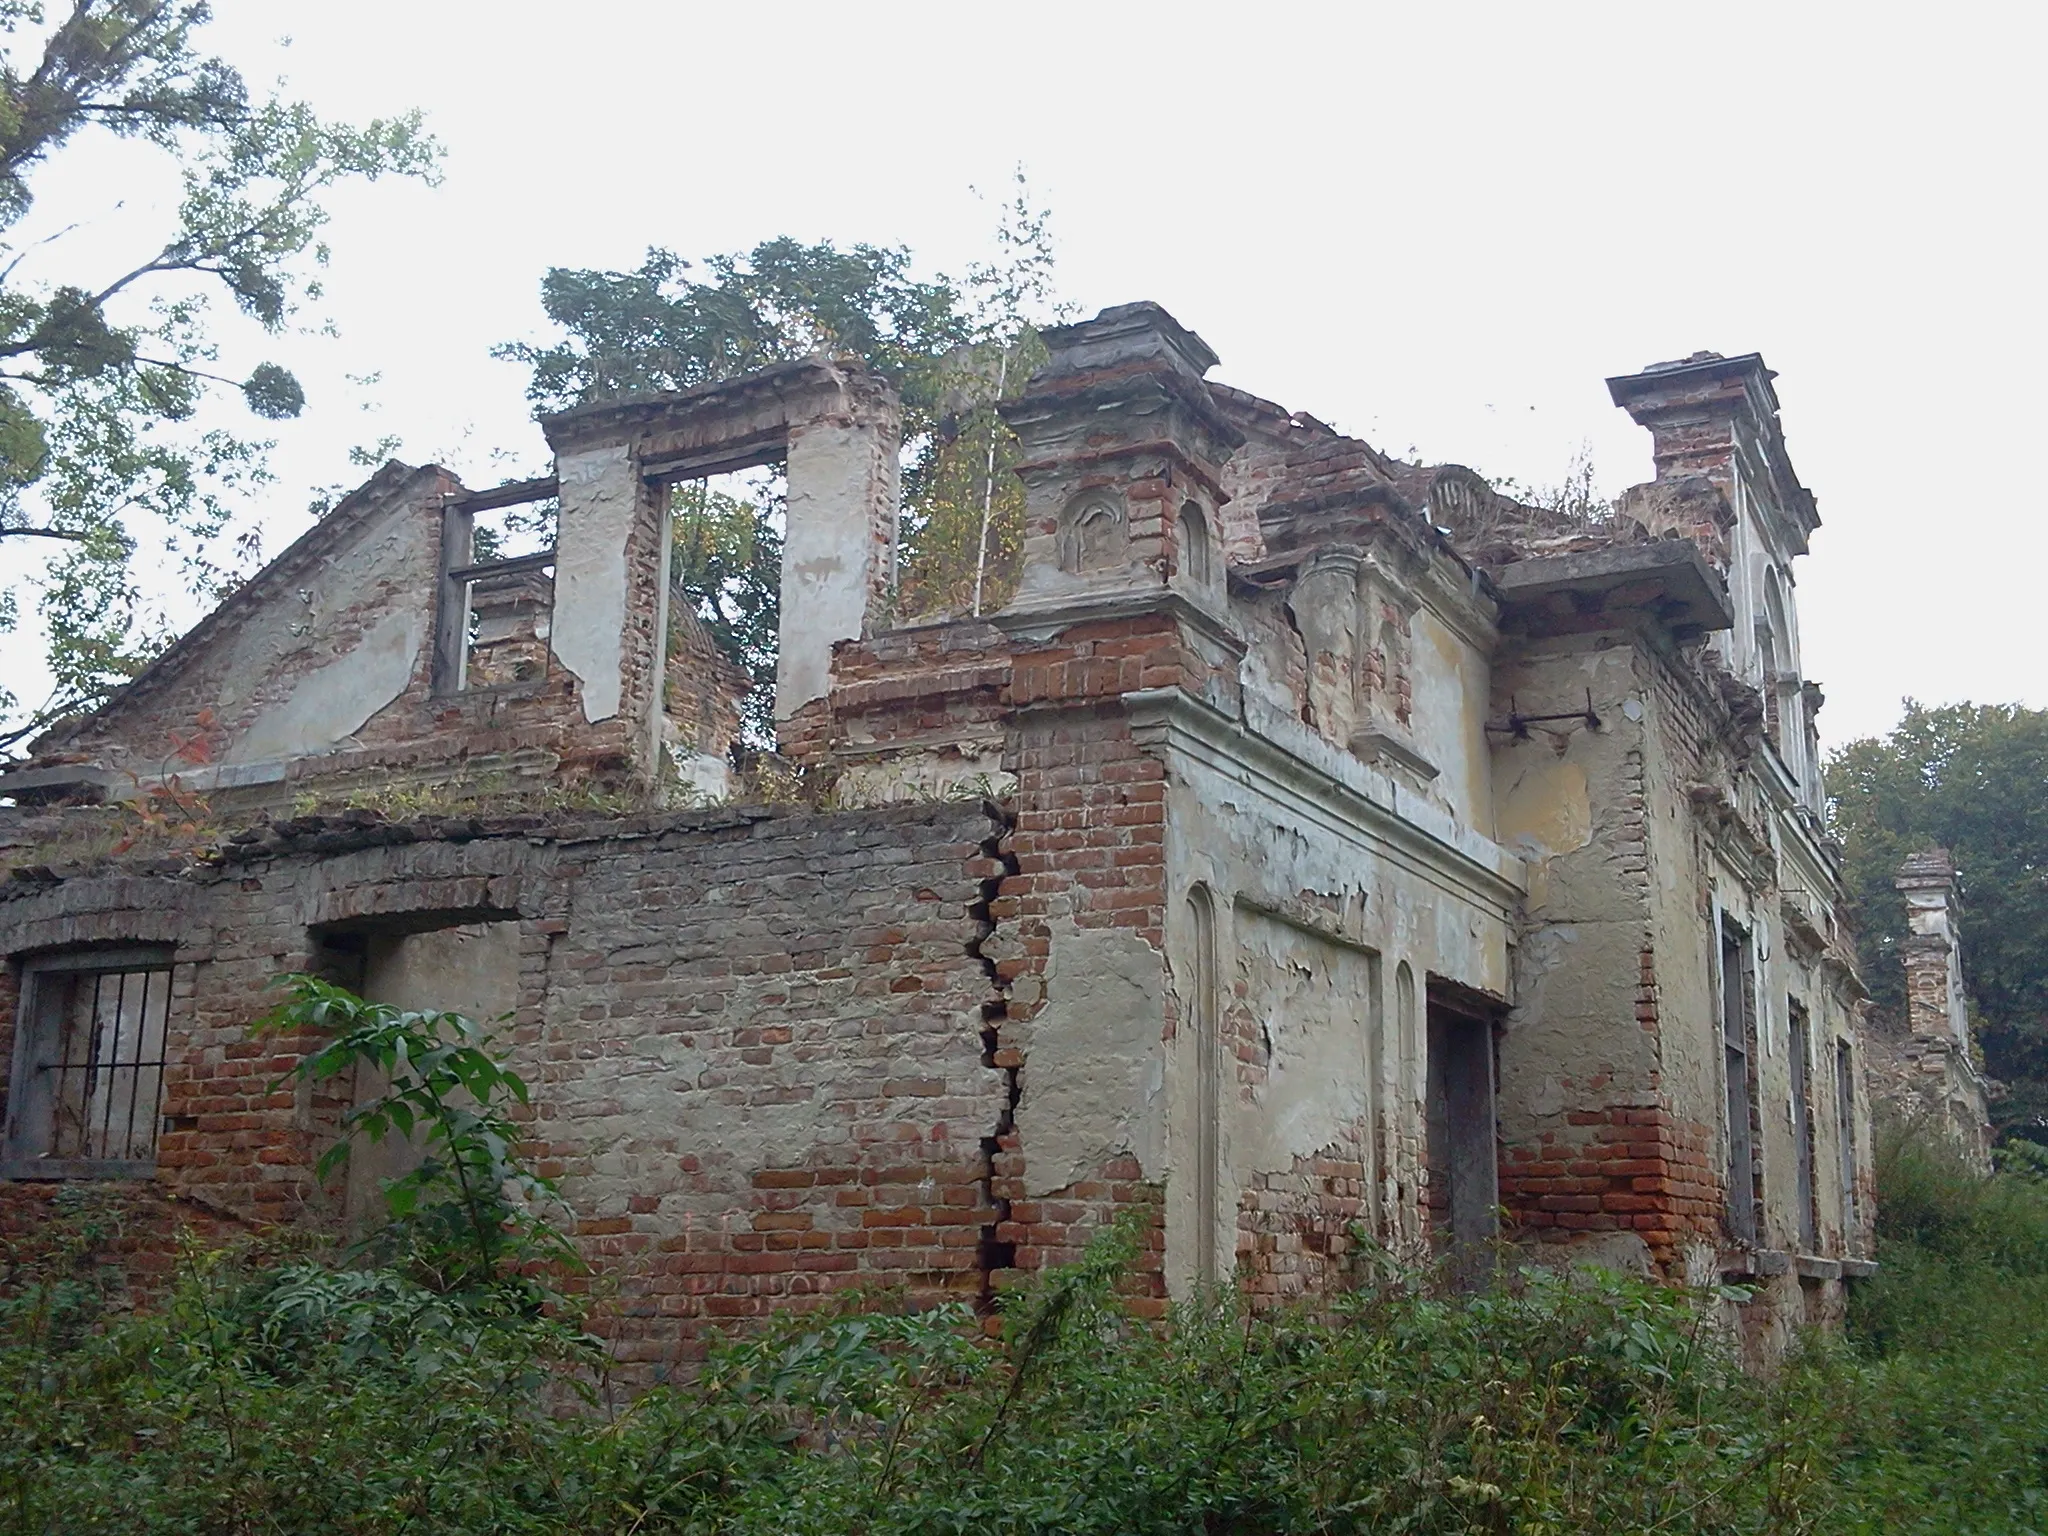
left=1118, top=686, right=1525, bottom=916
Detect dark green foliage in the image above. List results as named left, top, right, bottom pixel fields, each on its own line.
left=500, top=183, right=1068, bottom=722
left=497, top=237, right=973, bottom=725
left=260, top=973, right=579, bottom=1294
left=0, top=2, right=439, bottom=748
left=11, top=988, right=2047, bottom=1531
left=1826, top=702, right=2048, bottom=1134
left=1835, top=1122, right=2048, bottom=1530
left=1, top=1210, right=1826, bottom=1535
left=499, top=238, right=971, bottom=422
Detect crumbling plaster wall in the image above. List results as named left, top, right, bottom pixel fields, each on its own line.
left=34, top=464, right=456, bottom=792
left=780, top=415, right=901, bottom=720
left=1490, top=616, right=1870, bottom=1336
left=1491, top=636, right=1672, bottom=1278
left=550, top=443, right=642, bottom=726
left=1636, top=636, right=1870, bottom=1349
left=1147, top=689, right=1521, bottom=1300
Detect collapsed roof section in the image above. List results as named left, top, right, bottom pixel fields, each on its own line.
left=1, top=301, right=1804, bottom=815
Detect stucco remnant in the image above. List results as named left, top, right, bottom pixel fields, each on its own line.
left=1014, top=924, right=1166, bottom=1198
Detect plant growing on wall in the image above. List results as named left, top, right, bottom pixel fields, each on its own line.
left=262, top=974, right=576, bottom=1294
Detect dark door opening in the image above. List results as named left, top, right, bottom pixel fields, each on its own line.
left=1426, top=979, right=1501, bottom=1284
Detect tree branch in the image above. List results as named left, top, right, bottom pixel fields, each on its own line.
left=0, top=525, right=90, bottom=543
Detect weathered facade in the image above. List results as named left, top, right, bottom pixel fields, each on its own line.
left=0, top=303, right=1943, bottom=1368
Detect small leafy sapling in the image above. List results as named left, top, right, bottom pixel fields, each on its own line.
left=262, top=975, right=578, bottom=1295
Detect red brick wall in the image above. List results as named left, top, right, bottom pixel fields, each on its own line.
left=0, top=802, right=1013, bottom=1379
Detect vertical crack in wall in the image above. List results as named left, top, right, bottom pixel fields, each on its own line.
left=966, top=798, right=1021, bottom=1309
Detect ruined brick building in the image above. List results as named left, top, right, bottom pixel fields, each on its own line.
left=0, top=302, right=1963, bottom=1366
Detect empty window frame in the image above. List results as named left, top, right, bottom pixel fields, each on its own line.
left=1835, top=1041, right=1859, bottom=1240
left=1788, top=999, right=1818, bottom=1252
left=434, top=479, right=559, bottom=695
left=1719, top=921, right=1761, bottom=1243
left=3, top=948, right=177, bottom=1175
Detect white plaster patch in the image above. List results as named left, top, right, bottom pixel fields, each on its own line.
left=552, top=444, right=636, bottom=723
left=1237, top=908, right=1377, bottom=1171
left=1016, top=923, right=1165, bottom=1196
left=779, top=421, right=885, bottom=719
left=230, top=605, right=425, bottom=764
left=668, top=748, right=731, bottom=804
left=834, top=750, right=1014, bottom=809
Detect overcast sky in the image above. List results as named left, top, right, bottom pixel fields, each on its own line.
left=7, top=2, right=2043, bottom=750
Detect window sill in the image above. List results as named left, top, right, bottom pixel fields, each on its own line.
left=0, top=1157, right=157, bottom=1181
left=1718, top=1247, right=1791, bottom=1279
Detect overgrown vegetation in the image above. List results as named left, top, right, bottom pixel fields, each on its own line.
left=1828, top=701, right=2048, bottom=1136
left=3, top=997, right=2045, bottom=1532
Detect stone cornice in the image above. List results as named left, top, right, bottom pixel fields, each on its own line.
left=1118, top=686, right=1525, bottom=917
left=992, top=587, right=1248, bottom=662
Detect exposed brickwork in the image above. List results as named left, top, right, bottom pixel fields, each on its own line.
left=0, top=802, right=1011, bottom=1379
left=1503, top=1109, right=1721, bottom=1268
left=0, top=1180, right=253, bottom=1304
left=662, top=600, right=748, bottom=763
left=1237, top=1131, right=1373, bottom=1301
left=993, top=618, right=1175, bottom=1307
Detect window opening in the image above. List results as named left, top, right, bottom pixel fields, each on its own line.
left=436, top=478, right=559, bottom=696
left=1835, top=1041, right=1859, bottom=1240
left=669, top=468, right=784, bottom=749
left=1720, top=921, right=1760, bottom=1243
left=1789, top=1000, right=1818, bottom=1251
left=1178, top=501, right=1213, bottom=588
left=4, top=950, right=175, bottom=1171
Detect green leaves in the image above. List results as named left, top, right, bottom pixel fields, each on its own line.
left=6, top=1161, right=2048, bottom=1532
left=262, top=973, right=574, bottom=1295
left=0, top=3, right=440, bottom=747
left=238, top=360, right=302, bottom=419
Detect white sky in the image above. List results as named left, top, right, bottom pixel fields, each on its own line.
left=5, top=2, right=2043, bottom=750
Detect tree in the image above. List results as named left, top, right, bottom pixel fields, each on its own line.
left=1827, top=701, right=2048, bottom=1133
left=497, top=176, right=1070, bottom=728
left=0, top=2, right=438, bottom=750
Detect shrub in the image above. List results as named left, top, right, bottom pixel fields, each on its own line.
left=4, top=995, right=2046, bottom=1533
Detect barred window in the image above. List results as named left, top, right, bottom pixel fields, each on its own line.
left=3, top=948, right=176, bottom=1176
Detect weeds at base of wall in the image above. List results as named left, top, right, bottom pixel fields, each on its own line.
left=7, top=1154, right=2048, bottom=1530
left=2, top=1007, right=2039, bottom=1535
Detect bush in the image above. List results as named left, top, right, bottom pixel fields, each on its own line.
left=0, top=1217, right=1835, bottom=1535
left=4, top=991, right=2045, bottom=1533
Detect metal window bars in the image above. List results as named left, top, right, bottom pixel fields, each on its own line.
left=35, top=964, right=173, bottom=1163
